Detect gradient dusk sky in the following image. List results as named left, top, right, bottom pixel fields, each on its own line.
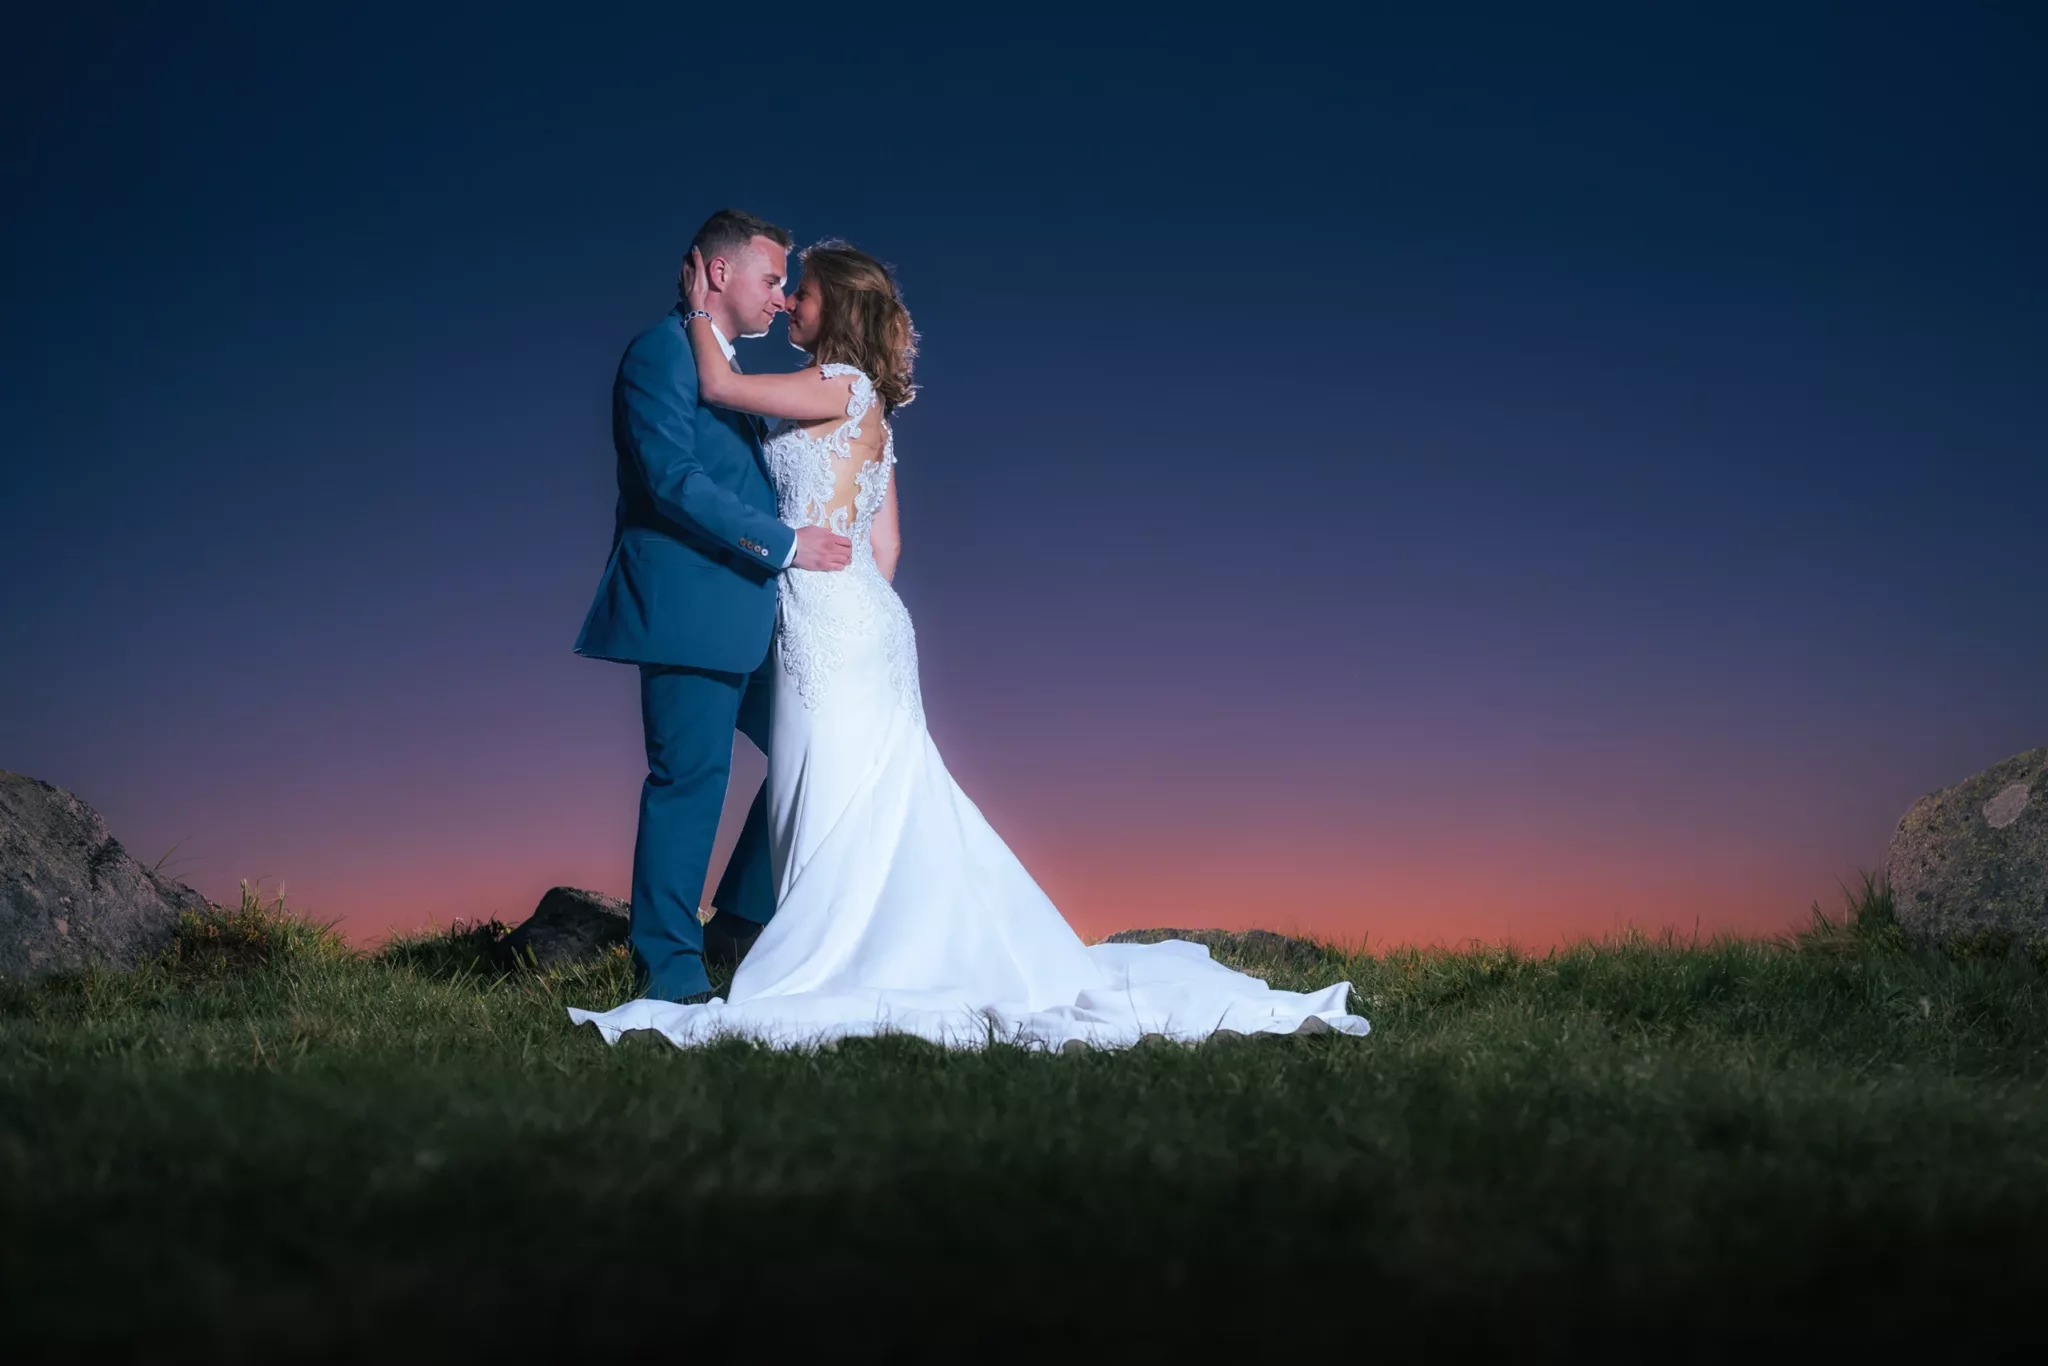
left=3, top=5, right=2042, bottom=949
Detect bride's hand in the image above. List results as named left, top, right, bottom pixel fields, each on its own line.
left=684, top=247, right=711, bottom=311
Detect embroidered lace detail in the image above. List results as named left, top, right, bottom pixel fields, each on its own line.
left=764, top=366, right=922, bottom=726
left=867, top=425, right=919, bottom=717
left=820, top=362, right=876, bottom=424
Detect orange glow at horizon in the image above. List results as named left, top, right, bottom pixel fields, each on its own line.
left=138, top=722, right=1894, bottom=961
left=279, top=826, right=1848, bottom=957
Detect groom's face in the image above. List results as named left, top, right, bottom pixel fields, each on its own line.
left=718, top=236, right=789, bottom=339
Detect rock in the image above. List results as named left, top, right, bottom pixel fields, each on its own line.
left=613, top=1027, right=676, bottom=1052
left=501, top=886, right=630, bottom=968
left=1887, top=746, right=2048, bottom=949
left=1, top=771, right=209, bottom=981
left=1104, top=927, right=1339, bottom=972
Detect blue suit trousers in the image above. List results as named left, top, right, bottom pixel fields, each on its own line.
left=630, top=651, right=775, bottom=1000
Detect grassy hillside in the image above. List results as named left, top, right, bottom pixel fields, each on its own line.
left=2, top=880, right=2043, bottom=1360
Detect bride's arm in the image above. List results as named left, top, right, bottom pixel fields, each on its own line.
left=686, top=317, right=857, bottom=420
left=871, top=476, right=902, bottom=582
left=684, top=248, right=857, bottom=422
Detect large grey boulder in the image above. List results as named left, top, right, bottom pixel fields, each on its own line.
left=501, top=886, right=630, bottom=968
left=1, top=771, right=210, bottom=980
left=1887, top=746, right=2048, bottom=949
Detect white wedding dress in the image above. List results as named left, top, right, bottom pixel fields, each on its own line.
left=570, top=367, right=1369, bottom=1050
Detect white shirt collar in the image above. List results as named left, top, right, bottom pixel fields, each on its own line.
left=709, top=322, right=737, bottom=365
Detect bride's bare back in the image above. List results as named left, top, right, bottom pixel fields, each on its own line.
left=766, top=364, right=901, bottom=580
left=786, top=375, right=888, bottom=534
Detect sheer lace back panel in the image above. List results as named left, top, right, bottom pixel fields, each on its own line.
left=764, top=363, right=894, bottom=556
left=763, top=362, right=923, bottom=725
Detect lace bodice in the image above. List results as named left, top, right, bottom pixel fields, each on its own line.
left=762, top=363, right=895, bottom=552
left=763, top=363, right=922, bottom=726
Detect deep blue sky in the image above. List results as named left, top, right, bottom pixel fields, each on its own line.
left=3, top=4, right=2042, bottom=944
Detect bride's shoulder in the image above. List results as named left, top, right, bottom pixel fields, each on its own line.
left=815, top=362, right=876, bottom=421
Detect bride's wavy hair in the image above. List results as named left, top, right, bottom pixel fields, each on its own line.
left=799, top=240, right=918, bottom=414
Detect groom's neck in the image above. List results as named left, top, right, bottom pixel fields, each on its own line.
left=702, top=296, right=745, bottom=342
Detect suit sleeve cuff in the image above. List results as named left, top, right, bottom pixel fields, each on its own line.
left=735, top=524, right=799, bottom=571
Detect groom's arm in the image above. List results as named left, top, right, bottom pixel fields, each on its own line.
left=620, top=328, right=797, bottom=574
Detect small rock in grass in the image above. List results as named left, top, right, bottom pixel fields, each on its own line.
left=501, top=886, right=630, bottom=969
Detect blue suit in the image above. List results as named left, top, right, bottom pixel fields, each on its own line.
left=576, top=307, right=794, bottom=999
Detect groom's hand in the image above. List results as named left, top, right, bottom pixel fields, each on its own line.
left=791, top=526, right=854, bottom=572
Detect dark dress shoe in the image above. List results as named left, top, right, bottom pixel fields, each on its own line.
left=700, top=913, right=764, bottom=968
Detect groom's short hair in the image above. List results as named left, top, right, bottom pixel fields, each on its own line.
left=690, top=209, right=793, bottom=273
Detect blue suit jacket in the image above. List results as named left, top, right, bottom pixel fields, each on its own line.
left=575, top=307, right=798, bottom=673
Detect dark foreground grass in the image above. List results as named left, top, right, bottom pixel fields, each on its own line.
left=3, top=879, right=2045, bottom=1362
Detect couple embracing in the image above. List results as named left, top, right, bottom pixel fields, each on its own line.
left=569, top=209, right=1368, bottom=1050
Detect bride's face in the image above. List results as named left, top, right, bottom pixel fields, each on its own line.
left=785, top=274, right=823, bottom=351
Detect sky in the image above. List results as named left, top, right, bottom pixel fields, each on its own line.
left=3, top=4, right=2043, bottom=949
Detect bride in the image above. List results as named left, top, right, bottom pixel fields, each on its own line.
left=570, top=241, right=1368, bottom=1050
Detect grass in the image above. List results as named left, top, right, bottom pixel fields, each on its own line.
left=2, top=876, right=2044, bottom=1361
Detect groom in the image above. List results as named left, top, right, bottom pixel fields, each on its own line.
left=575, top=209, right=852, bottom=1003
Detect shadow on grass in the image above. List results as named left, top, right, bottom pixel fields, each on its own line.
left=371, top=921, right=724, bottom=1006
left=377, top=917, right=515, bottom=982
